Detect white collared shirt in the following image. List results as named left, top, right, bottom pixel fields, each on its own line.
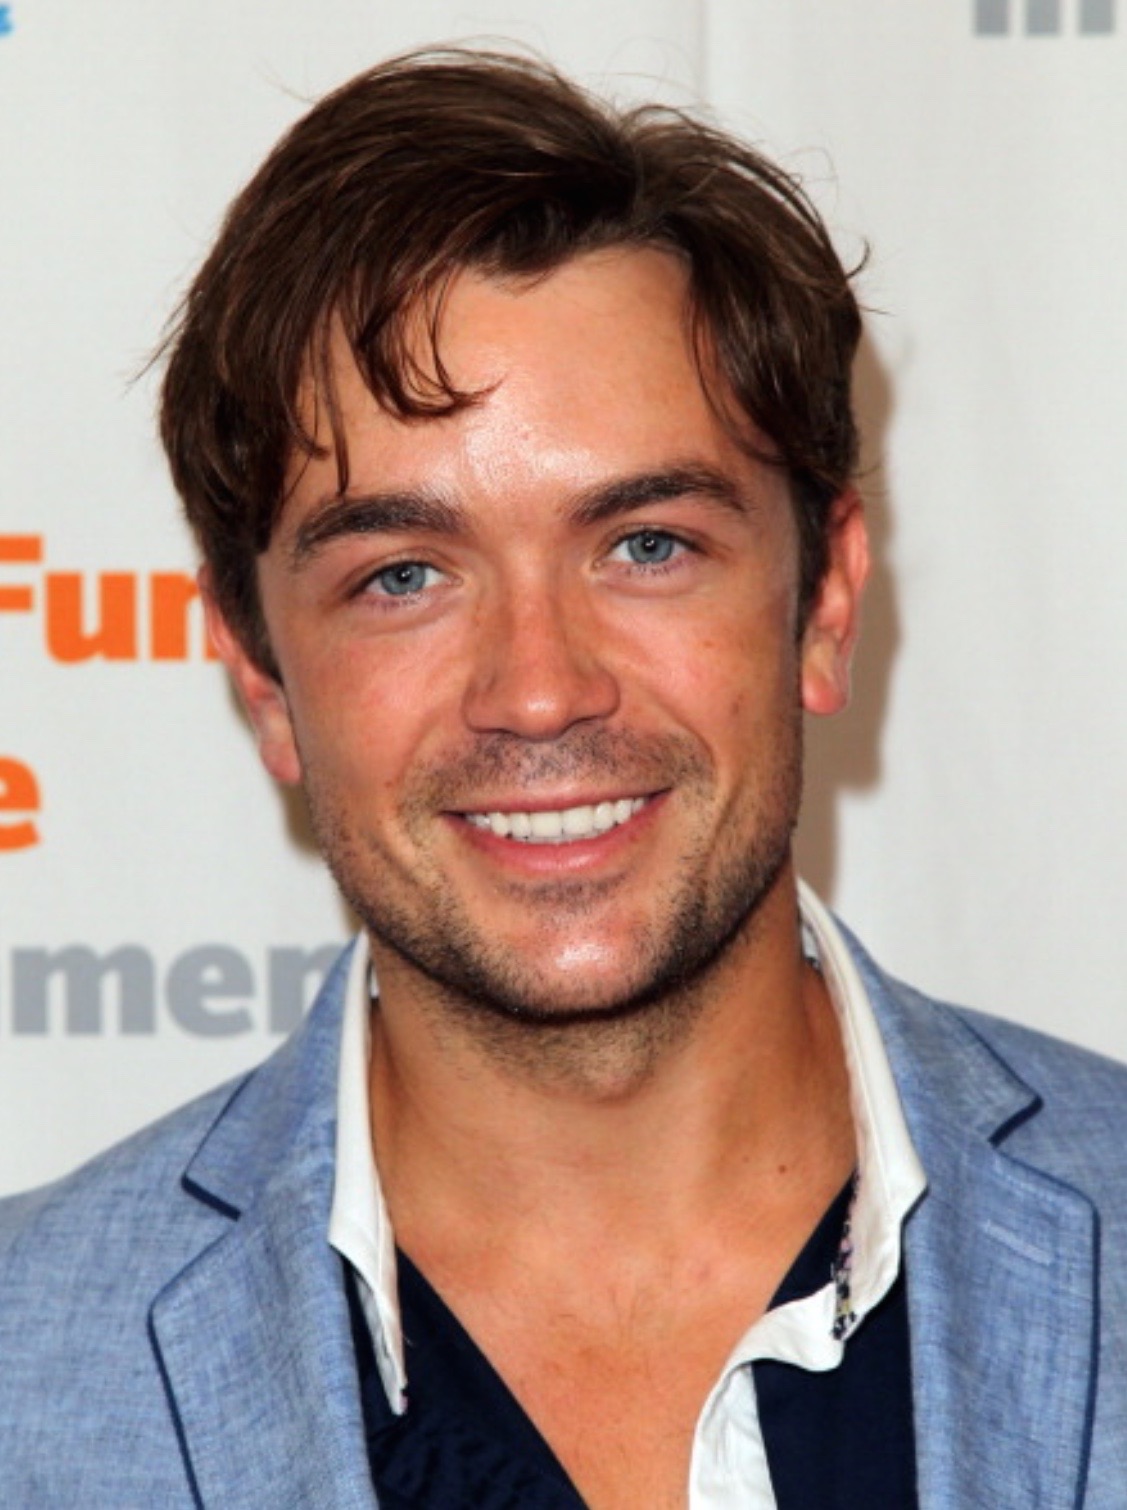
left=328, top=882, right=927, bottom=1508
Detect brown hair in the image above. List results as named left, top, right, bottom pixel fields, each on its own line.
left=160, top=48, right=862, bottom=671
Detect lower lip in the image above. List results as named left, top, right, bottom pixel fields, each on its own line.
left=448, top=795, right=665, bottom=874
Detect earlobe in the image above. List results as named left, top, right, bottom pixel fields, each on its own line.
left=800, top=491, right=870, bottom=718
left=199, top=570, right=303, bottom=786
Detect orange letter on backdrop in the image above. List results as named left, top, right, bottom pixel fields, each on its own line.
left=0, top=534, right=42, bottom=612
left=45, top=573, right=138, bottom=661
left=0, top=756, right=40, bottom=850
left=150, top=572, right=218, bottom=660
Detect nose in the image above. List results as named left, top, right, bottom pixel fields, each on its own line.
left=462, top=581, right=620, bottom=739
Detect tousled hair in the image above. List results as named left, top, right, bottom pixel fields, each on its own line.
left=160, top=49, right=863, bottom=670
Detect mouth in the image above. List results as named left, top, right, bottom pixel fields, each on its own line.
left=461, top=796, right=649, bottom=845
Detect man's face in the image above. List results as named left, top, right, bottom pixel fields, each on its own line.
left=214, top=249, right=866, bottom=1027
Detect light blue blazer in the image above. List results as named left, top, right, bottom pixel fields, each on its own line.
left=1, top=930, right=1125, bottom=1507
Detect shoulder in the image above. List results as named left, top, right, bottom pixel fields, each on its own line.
left=0, top=944, right=355, bottom=1494
left=847, top=926, right=1127, bottom=1195
left=952, top=999, right=1127, bottom=1106
left=0, top=1072, right=247, bottom=1300
left=0, top=936, right=355, bottom=1296
left=882, top=955, right=1127, bottom=1115
left=0, top=1075, right=249, bottom=1490
left=944, top=1001, right=1127, bottom=1193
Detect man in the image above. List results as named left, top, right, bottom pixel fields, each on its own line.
left=1, top=48, right=1125, bottom=1509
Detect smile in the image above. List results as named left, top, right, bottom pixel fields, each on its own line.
left=463, top=797, right=648, bottom=844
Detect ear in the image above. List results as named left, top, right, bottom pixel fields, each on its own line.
left=800, top=490, right=870, bottom=717
left=199, top=569, right=303, bottom=786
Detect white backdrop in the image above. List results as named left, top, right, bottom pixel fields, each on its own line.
left=2, top=0, right=1124, bottom=1194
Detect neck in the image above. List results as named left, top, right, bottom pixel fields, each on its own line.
left=367, top=867, right=855, bottom=1265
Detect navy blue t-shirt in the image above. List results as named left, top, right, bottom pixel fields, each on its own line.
left=346, top=1178, right=917, bottom=1507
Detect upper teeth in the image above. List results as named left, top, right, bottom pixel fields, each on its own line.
left=465, top=797, right=646, bottom=843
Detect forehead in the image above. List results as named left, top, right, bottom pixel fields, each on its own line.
left=283, top=249, right=757, bottom=528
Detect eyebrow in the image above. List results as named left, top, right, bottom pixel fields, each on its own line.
left=287, top=462, right=755, bottom=571
left=288, top=490, right=464, bottom=570
left=569, top=464, right=755, bottom=528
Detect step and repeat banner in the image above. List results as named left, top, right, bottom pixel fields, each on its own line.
left=2, top=1, right=1124, bottom=1193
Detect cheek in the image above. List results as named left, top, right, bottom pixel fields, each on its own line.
left=652, top=596, right=798, bottom=727
left=286, top=643, right=457, bottom=813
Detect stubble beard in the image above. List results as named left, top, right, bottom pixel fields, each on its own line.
left=304, top=719, right=802, bottom=1078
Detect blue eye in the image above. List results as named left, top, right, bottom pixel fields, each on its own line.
left=371, top=561, right=438, bottom=597
left=616, top=530, right=680, bottom=566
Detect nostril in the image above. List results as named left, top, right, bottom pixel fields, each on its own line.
left=463, top=626, right=620, bottom=738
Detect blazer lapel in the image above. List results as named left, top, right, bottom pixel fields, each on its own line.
left=150, top=1163, right=376, bottom=1509
left=149, top=946, right=377, bottom=1509
left=866, top=959, right=1098, bottom=1510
